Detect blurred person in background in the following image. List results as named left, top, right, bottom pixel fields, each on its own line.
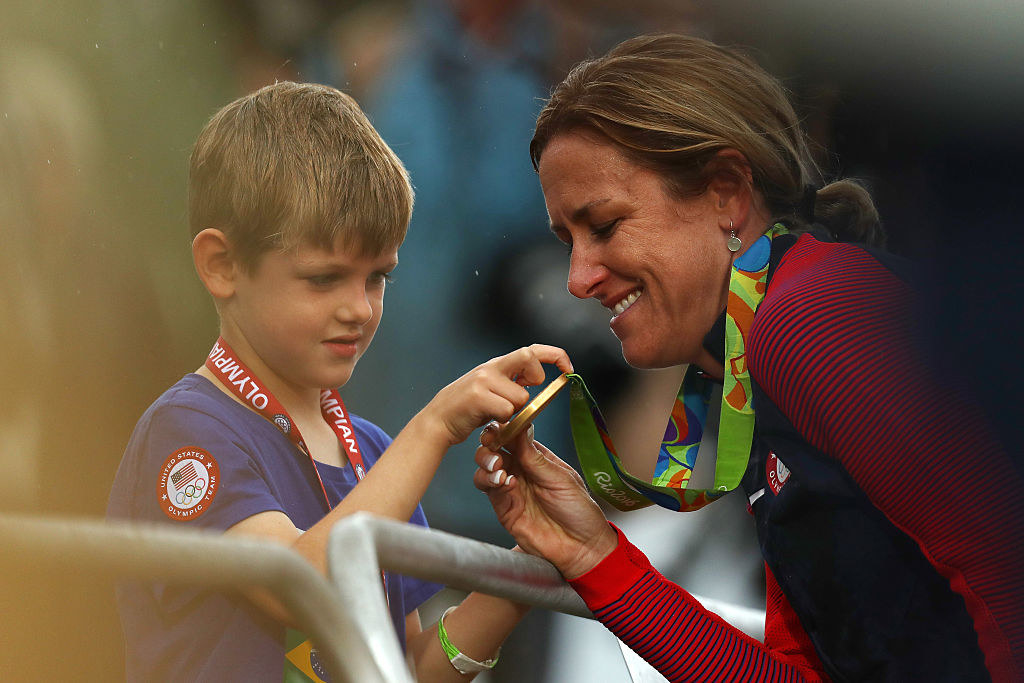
left=0, top=43, right=74, bottom=511
left=0, top=35, right=181, bottom=680
left=0, top=41, right=172, bottom=517
left=476, top=33, right=1024, bottom=682
left=0, top=42, right=163, bottom=513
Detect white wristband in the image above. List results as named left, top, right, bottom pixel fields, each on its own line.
left=437, top=606, right=500, bottom=674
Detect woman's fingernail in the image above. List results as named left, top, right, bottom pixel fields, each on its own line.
left=485, top=454, right=499, bottom=472
left=505, top=475, right=515, bottom=486
left=490, top=470, right=504, bottom=485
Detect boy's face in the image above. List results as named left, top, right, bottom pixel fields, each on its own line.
left=224, top=238, right=398, bottom=396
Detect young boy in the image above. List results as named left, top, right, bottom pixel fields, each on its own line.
left=106, top=81, right=572, bottom=682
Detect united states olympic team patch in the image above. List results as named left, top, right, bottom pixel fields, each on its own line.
left=158, top=446, right=220, bottom=520
left=766, top=451, right=791, bottom=495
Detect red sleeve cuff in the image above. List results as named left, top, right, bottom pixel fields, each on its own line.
left=568, top=522, right=655, bottom=611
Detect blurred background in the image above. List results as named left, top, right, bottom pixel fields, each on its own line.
left=2, top=0, right=1022, bottom=679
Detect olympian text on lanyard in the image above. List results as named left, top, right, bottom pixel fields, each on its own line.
left=204, top=337, right=368, bottom=507
left=205, top=337, right=385, bottom=683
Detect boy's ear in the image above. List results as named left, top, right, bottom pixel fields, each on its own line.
left=192, top=228, right=239, bottom=301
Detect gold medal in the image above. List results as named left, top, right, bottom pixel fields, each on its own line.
left=495, top=374, right=569, bottom=448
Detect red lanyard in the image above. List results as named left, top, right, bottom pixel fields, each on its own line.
left=205, top=337, right=366, bottom=510
left=205, top=337, right=390, bottom=628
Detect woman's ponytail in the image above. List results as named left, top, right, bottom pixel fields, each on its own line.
left=812, top=180, right=885, bottom=247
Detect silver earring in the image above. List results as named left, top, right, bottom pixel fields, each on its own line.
left=727, top=220, right=742, bottom=252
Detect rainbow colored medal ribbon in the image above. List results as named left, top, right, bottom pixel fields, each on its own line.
left=570, top=224, right=787, bottom=512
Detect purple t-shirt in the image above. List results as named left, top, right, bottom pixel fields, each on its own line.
left=107, top=374, right=441, bottom=682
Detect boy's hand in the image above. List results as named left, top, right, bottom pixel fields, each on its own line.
left=420, top=344, right=573, bottom=447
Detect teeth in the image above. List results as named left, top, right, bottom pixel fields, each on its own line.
left=612, top=290, right=641, bottom=316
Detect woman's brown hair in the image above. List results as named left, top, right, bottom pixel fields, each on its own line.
left=531, top=34, right=883, bottom=246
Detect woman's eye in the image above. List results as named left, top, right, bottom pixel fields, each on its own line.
left=592, top=219, right=619, bottom=238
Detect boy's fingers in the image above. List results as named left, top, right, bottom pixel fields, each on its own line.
left=470, top=364, right=531, bottom=408
left=495, top=345, right=573, bottom=387
left=495, top=348, right=547, bottom=387
left=505, top=382, right=533, bottom=410
left=474, top=389, right=521, bottom=424
left=526, top=343, right=574, bottom=375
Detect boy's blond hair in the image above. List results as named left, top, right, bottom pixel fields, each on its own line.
left=188, top=81, right=413, bottom=270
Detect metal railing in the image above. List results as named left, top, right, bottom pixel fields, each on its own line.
left=324, top=513, right=594, bottom=683
left=0, top=512, right=765, bottom=682
left=327, top=513, right=765, bottom=682
left=0, top=514, right=380, bottom=682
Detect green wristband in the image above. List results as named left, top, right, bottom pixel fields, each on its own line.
left=437, top=606, right=500, bottom=674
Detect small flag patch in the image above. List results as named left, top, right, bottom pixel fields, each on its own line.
left=157, top=447, right=220, bottom=521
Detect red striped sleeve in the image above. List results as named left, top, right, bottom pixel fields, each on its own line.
left=570, top=524, right=828, bottom=683
left=748, top=235, right=1024, bottom=681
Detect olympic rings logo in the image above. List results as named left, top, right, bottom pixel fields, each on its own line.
left=173, top=478, right=208, bottom=505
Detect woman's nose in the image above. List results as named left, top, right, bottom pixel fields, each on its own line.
left=566, top=249, right=606, bottom=300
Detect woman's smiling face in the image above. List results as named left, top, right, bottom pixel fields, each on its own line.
left=539, top=131, right=733, bottom=369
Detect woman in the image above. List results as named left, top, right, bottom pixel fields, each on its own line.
left=474, top=34, right=1023, bottom=682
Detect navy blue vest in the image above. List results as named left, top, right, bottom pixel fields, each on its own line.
left=711, top=234, right=989, bottom=681
left=744, top=388, right=988, bottom=681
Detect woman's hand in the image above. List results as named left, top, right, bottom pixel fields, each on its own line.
left=416, top=344, right=573, bottom=448
left=474, top=423, right=618, bottom=580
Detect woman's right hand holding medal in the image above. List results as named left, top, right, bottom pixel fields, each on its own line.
left=474, top=423, right=618, bottom=580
